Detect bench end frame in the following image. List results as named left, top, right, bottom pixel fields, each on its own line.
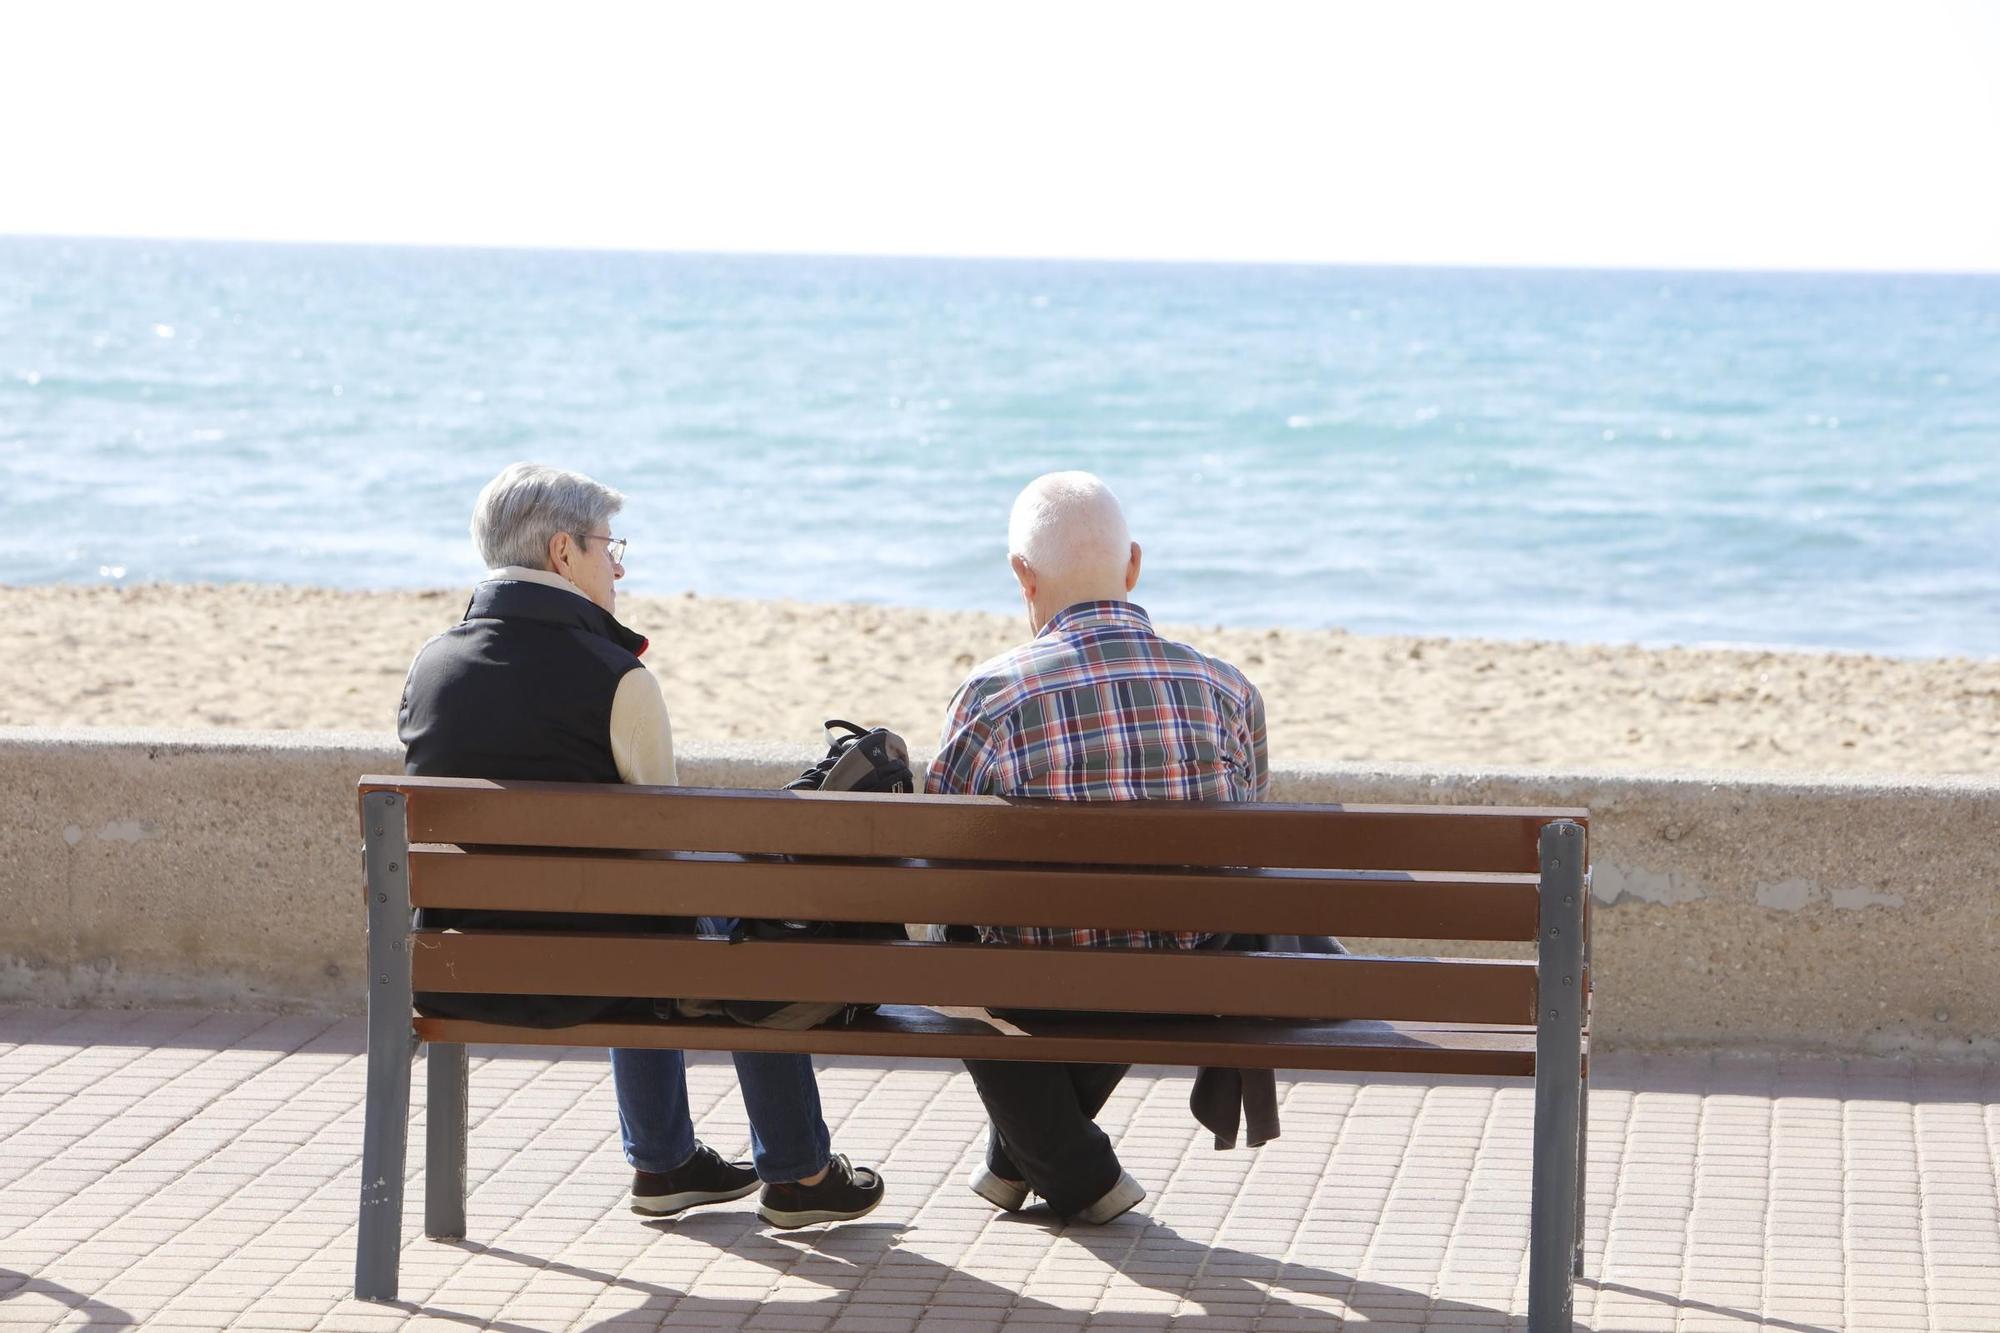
left=356, top=791, right=417, bottom=1301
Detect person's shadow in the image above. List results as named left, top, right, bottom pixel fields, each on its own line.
left=372, top=1211, right=1839, bottom=1331
left=0, top=1268, right=134, bottom=1330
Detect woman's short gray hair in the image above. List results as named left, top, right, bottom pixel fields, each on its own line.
left=470, top=463, right=624, bottom=570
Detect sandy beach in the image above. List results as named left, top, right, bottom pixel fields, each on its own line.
left=4, top=582, right=1994, bottom=775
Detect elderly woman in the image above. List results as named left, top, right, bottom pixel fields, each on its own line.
left=398, top=462, right=884, bottom=1230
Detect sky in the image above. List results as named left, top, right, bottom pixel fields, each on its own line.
left=3, top=1, right=1998, bottom=273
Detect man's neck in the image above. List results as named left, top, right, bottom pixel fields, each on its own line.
left=1032, top=593, right=1130, bottom=633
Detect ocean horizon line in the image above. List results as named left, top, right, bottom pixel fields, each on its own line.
left=9, top=229, right=2000, bottom=283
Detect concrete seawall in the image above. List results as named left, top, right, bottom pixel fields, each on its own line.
left=4, top=727, right=1994, bottom=1057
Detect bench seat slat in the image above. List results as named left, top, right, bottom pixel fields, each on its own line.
left=408, top=847, right=1543, bottom=941
left=410, top=933, right=1538, bottom=1026
left=411, top=1007, right=1545, bottom=1076
left=367, top=776, right=1583, bottom=873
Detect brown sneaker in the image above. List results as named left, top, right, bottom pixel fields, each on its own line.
left=757, top=1153, right=885, bottom=1229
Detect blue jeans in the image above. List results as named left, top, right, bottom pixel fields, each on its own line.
left=608, top=917, right=831, bottom=1182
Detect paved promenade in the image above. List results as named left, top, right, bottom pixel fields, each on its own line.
left=1, top=1008, right=1996, bottom=1332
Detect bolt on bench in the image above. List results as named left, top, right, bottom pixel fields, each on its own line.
left=355, top=776, right=1591, bottom=1330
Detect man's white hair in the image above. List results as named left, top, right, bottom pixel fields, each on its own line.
left=471, top=462, right=623, bottom=570
left=1007, top=471, right=1131, bottom=583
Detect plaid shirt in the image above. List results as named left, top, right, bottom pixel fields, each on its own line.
left=926, top=600, right=1270, bottom=949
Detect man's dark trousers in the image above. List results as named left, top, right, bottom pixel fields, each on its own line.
left=961, top=1057, right=1130, bottom=1216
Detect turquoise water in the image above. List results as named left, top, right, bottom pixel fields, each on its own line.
left=2, top=236, right=1996, bottom=656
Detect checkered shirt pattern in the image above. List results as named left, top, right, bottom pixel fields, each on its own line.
left=926, top=600, right=1270, bottom=949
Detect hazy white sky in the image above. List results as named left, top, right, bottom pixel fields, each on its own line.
left=4, top=1, right=1997, bottom=272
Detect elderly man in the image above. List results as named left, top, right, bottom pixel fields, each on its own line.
left=928, top=471, right=1270, bottom=1224
left=398, top=462, right=883, bottom=1230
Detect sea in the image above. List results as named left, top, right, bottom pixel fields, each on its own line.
left=2, top=236, right=1996, bottom=658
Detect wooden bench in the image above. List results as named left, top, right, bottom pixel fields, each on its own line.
left=354, top=775, right=1591, bottom=1330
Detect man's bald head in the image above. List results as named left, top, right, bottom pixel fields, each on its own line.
left=1006, top=471, right=1142, bottom=633
left=1008, top=471, right=1132, bottom=583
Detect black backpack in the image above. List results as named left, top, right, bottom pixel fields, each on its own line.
left=668, top=721, right=916, bottom=1030
left=780, top=718, right=916, bottom=794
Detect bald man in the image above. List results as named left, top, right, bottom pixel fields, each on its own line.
left=927, top=471, right=1270, bottom=1224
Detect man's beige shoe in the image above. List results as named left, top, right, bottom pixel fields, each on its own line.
left=1075, top=1170, right=1145, bottom=1224
left=968, top=1164, right=1030, bottom=1211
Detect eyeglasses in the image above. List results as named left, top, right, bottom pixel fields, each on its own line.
left=576, top=532, right=628, bottom=564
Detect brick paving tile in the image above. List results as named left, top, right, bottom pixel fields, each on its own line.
left=3, top=1010, right=1999, bottom=1331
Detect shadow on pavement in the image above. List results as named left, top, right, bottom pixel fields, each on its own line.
left=0, top=1268, right=134, bottom=1329
left=394, top=1218, right=1509, bottom=1330
left=1578, top=1278, right=1837, bottom=1333
left=377, top=1220, right=1846, bottom=1332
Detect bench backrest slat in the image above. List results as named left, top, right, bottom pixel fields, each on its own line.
left=410, top=1011, right=1543, bottom=1076
left=410, top=933, right=1539, bottom=1025
left=409, top=847, right=1543, bottom=941
left=364, top=775, right=1588, bottom=1032
left=366, top=777, right=1579, bottom=873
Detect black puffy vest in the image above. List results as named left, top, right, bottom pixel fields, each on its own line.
left=397, top=577, right=675, bottom=1027
left=400, top=577, right=649, bottom=783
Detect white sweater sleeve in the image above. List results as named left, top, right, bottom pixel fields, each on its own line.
left=609, top=668, right=678, bottom=787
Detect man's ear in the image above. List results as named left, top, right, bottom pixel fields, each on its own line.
left=1124, top=541, right=1142, bottom=594
left=547, top=530, right=574, bottom=575
left=1009, top=552, right=1036, bottom=599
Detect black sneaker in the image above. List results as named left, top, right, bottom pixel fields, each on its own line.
left=757, top=1153, right=886, bottom=1229
left=629, top=1144, right=760, bottom=1217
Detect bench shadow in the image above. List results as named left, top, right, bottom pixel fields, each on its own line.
left=0, top=1267, right=135, bottom=1329
left=396, top=1216, right=1496, bottom=1330
left=387, top=1219, right=1845, bottom=1332
left=1578, top=1278, right=1836, bottom=1333
left=0, top=1009, right=367, bottom=1057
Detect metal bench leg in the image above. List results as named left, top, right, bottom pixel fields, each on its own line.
left=356, top=792, right=415, bottom=1302
left=1573, top=1059, right=1590, bottom=1278
left=1574, top=896, right=1592, bottom=1280
left=1528, top=820, right=1585, bottom=1333
left=426, top=1043, right=469, bottom=1240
